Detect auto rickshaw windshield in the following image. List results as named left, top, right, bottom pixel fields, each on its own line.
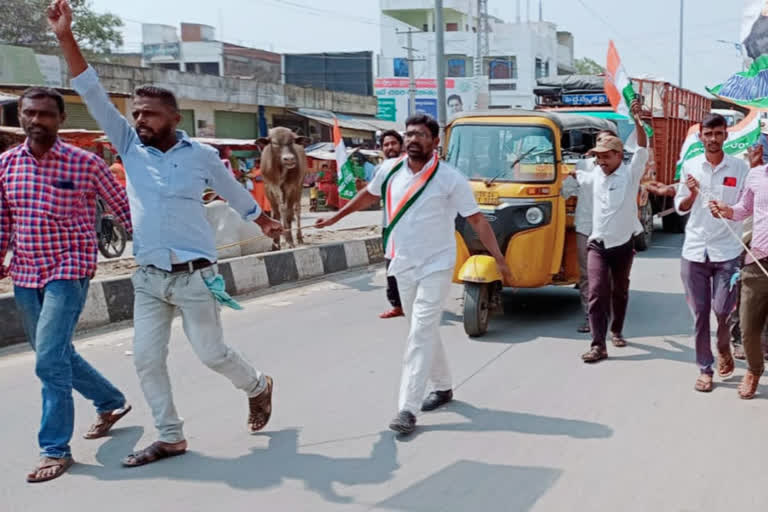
left=446, top=124, right=556, bottom=183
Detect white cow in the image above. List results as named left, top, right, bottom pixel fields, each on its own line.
left=204, top=200, right=273, bottom=259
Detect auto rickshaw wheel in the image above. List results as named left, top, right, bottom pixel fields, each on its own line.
left=463, top=282, right=491, bottom=338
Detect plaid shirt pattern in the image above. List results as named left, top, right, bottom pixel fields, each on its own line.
left=0, top=139, right=132, bottom=288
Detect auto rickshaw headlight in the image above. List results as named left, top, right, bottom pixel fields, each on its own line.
left=525, top=206, right=544, bottom=225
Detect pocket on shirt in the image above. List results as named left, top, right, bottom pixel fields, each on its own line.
left=39, top=183, right=83, bottom=220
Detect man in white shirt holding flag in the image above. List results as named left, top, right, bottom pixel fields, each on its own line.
left=315, top=114, right=511, bottom=435
left=675, top=113, right=749, bottom=392
left=561, top=128, right=619, bottom=334
left=582, top=100, right=649, bottom=363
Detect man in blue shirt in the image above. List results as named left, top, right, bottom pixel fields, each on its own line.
left=50, top=0, right=282, bottom=467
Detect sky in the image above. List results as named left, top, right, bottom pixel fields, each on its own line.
left=90, top=0, right=745, bottom=95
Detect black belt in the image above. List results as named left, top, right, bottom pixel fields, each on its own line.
left=165, top=259, right=215, bottom=274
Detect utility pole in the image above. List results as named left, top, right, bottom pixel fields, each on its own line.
left=678, top=0, right=684, bottom=87
left=474, top=0, right=490, bottom=110
left=397, top=28, right=426, bottom=116
left=435, top=0, right=447, bottom=137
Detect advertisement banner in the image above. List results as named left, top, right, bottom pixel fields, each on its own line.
left=374, top=77, right=482, bottom=125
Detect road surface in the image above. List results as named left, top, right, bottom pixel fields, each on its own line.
left=1, top=232, right=765, bottom=511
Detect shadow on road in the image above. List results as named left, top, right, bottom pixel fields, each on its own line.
left=404, top=401, right=613, bottom=441
left=327, top=270, right=384, bottom=293
left=460, top=286, right=689, bottom=348
left=72, top=427, right=399, bottom=504
left=374, top=460, right=562, bottom=512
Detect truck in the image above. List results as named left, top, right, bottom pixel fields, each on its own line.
left=534, top=75, right=712, bottom=246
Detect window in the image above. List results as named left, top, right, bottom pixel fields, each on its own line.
left=423, top=24, right=429, bottom=32
left=447, top=57, right=467, bottom=77
left=446, top=23, right=459, bottom=32
left=535, top=58, right=549, bottom=79
left=446, top=125, right=556, bottom=183
left=485, top=57, right=517, bottom=79
left=489, top=82, right=517, bottom=91
left=193, top=62, right=220, bottom=75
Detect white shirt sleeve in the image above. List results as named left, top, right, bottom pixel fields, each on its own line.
left=561, top=175, right=579, bottom=198
left=450, top=173, right=480, bottom=218
left=629, top=147, right=650, bottom=182
left=674, top=164, right=691, bottom=215
left=366, top=159, right=396, bottom=197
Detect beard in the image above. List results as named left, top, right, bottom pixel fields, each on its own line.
left=138, top=125, right=174, bottom=147
left=23, top=124, right=57, bottom=145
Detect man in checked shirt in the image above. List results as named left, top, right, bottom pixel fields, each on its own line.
left=712, top=159, right=768, bottom=400
left=0, top=87, right=133, bottom=483
left=50, top=0, right=283, bottom=467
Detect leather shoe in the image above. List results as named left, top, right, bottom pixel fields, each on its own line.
left=421, top=390, right=453, bottom=412
left=389, top=411, right=416, bottom=435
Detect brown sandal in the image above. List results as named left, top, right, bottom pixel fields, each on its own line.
left=248, top=376, right=274, bottom=434
left=739, top=371, right=760, bottom=400
left=695, top=374, right=713, bottom=393
left=84, top=404, right=132, bottom=439
left=122, top=441, right=187, bottom=467
left=27, top=456, right=74, bottom=483
left=611, top=333, right=628, bottom=348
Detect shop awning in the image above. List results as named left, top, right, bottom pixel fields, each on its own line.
left=291, top=109, right=403, bottom=133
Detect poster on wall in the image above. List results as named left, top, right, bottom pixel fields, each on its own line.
left=393, top=58, right=409, bottom=77
left=374, top=77, right=484, bottom=125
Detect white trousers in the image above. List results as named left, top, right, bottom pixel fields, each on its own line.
left=396, top=269, right=454, bottom=415
left=131, top=265, right=265, bottom=443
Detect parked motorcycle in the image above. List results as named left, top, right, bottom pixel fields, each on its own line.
left=96, top=196, right=127, bottom=259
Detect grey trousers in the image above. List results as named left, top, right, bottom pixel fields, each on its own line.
left=131, top=265, right=266, bottom=443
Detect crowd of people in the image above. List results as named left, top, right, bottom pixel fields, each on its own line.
left=560, top=110, right=768, bottom=394
left=1, top=0, right=768, bottom=486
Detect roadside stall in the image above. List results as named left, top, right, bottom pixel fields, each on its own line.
left=305, top=143, right=382, bottom=211
left=194, top=137, right=271, bottom=215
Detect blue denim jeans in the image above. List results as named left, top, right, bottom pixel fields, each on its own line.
left=14, top=279, right=126, bottom=459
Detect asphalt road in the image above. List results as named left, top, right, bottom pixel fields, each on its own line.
left=1, top=232, right=766, bottom=511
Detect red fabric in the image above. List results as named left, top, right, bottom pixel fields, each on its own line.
left=0, top=139, right=132, bottom=288
left=317, top=169, right=340, bottom=209
left=724, top=176, right=738, bottom=187
left=109, top=162, right=126, bottom=188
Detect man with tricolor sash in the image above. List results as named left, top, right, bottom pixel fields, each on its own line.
left=315, top=114, right=511, bottom=435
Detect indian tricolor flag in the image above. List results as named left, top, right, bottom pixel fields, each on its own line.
left=674, top=109, right=761, bottom=181
left=333, top=118, right=357, bottom=200
left=605, top=40, right=653, bottom=137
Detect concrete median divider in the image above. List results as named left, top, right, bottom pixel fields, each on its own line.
left=0, top=237, right=385, bottom=349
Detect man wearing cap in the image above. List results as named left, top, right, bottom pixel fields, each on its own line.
left=582, top=99, right=648, bottom=363
left=561, top=128, right=618, bottom=334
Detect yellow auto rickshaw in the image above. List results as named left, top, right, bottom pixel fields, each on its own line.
left=444, top=110, right=618, bottom=337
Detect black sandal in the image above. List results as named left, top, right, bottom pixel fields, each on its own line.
left=122, top=441, right=187, bottom=467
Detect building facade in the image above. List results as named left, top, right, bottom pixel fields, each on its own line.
left=378, top=0, right=575, bottom=121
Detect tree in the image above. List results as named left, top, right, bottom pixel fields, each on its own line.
left=574, top=57, right=605, bottom=75
left=0, top=0, right=123, bottom=54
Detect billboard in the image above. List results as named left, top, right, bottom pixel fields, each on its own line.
left=374, top=77, right=485, bottom=125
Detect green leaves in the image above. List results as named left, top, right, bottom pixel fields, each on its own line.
left=0, top=0, right=123, bottom=55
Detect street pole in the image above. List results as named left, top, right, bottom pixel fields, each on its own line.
left=435, top=0, right=447, bottom=139
left=407, top=30, right=416, bottom=115
left=678, top=0, right=684, bottom=87
left=397, top=28, right=426, bottom=116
